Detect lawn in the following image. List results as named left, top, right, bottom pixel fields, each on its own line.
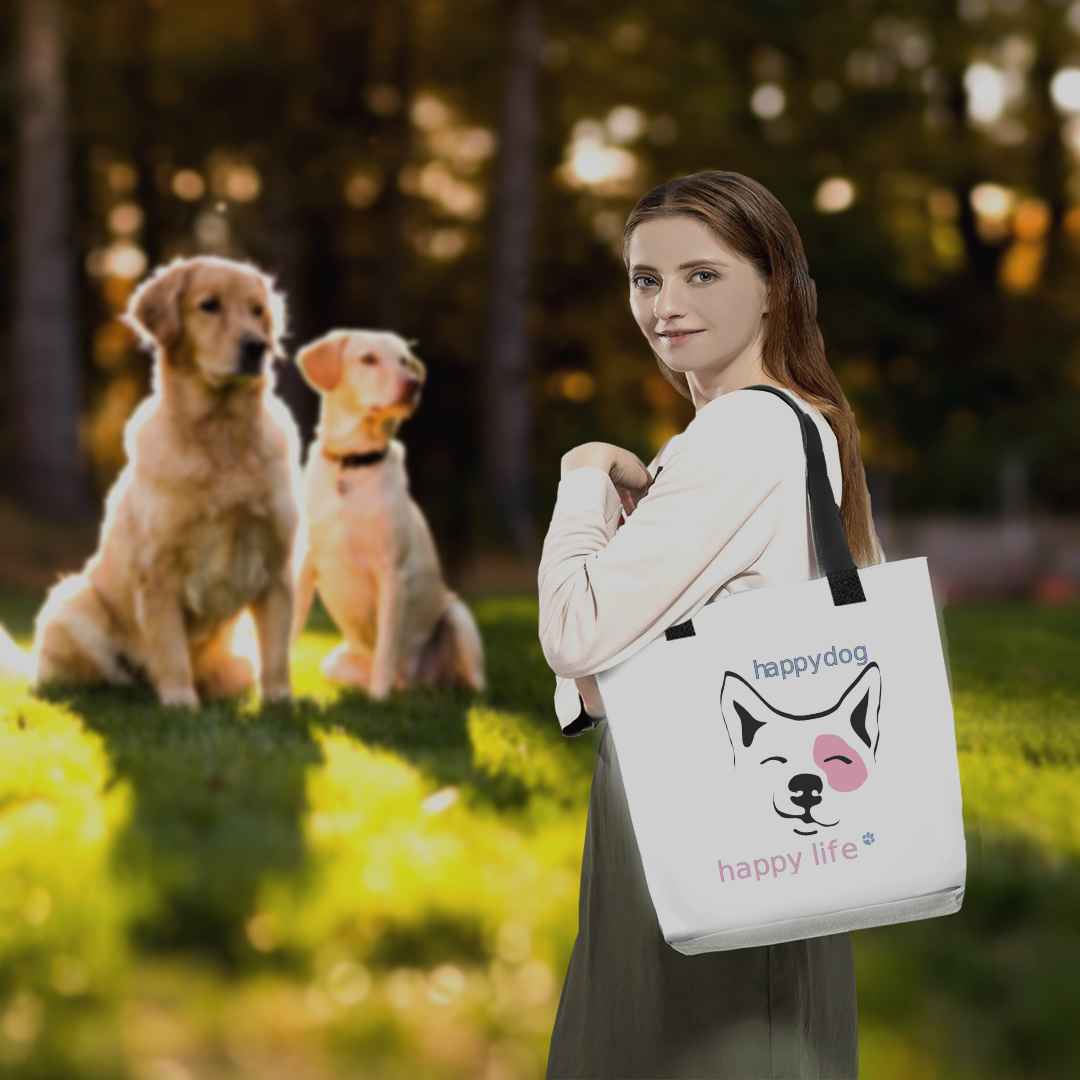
left=0, top=587, right=1077, bottom=1079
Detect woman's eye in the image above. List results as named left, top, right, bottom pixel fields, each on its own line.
left=252, top=303, right=264, bottom=317
left=199, top=297, right=221, bottom=313
left=631, top=270, right=717, bottom=288
left=362, top=353, right=378, bottom=365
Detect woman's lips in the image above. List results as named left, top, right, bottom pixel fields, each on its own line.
left=659, top=329, right=704, bottom=344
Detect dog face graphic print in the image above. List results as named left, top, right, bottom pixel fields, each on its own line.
left=718, top=662, right=882, bottom=838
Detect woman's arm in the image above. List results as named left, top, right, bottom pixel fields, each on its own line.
left=537, top=390, right=794, bottom=680
left=574, top=673, right=605, bottom=715
left=547, top=444, right=668, bottom=736
left=554, top=673, right=604, bottom=737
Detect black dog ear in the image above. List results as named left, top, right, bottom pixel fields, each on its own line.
left=122, top=257, right=191, bottom=357
left=833, top=662, right=882, bottom=756
left=732, top=700, right=767, bottom=748
left=719, top=670, right=772, bottom=764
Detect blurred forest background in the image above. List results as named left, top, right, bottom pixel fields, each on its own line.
left=4, top=0, right=1080, bottom=594
left=2, top=3, right=1080, bottom=1079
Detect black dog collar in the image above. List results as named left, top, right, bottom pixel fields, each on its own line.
left=323, top=446, right=390, bottom=468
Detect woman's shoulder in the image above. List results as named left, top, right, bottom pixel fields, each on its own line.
left=679, top=386, right=809, bottom=453
left=672, top=385, right=842, bottom=498
left=647, top=431, right=684, bottom=475
left=686, top=385, right=836, bottom=442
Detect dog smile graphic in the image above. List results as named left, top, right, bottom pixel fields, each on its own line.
left=718, top=662, right=882, bottom=838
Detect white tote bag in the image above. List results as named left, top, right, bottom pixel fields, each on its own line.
left=594, top=385, right=966, bottom=955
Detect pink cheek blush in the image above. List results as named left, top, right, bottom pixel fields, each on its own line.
left=813, top=734, right=868, bottom=792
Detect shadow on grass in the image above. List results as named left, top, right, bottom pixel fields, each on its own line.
left=20, top=591, right=591, bottom=974
left=36, top=681, right=323, bottom=971
left=301, top=592, right=595, bottom=812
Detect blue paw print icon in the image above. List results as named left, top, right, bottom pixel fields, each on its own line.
left=862, top=832, right=876, bottom=846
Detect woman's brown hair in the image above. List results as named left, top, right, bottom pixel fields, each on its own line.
left=622, top=169, right=884, bottom=568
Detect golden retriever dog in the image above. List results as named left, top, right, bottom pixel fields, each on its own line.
left=12, top=255, right=302, bottom=708
left=290, top=328, right=486, bottom=699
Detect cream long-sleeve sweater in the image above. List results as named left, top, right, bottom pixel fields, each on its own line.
left=538, top=386, right=869, bottom=736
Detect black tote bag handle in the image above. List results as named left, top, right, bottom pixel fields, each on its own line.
left=664, top=384, right=865, bottom=643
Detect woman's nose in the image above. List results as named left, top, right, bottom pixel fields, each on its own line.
left=653, top=285, right=684, bottom=317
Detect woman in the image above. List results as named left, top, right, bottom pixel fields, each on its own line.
left=537, top=170, right=885, bottom=1079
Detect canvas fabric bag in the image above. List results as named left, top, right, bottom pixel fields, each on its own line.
left=594, top=384, right=967, bottom=955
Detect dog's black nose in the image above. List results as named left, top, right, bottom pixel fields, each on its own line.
left=789, top=774, right=823, bottom=809
left=238, top=337, right=267, bottom=375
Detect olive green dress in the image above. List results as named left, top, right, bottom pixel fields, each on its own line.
left=545, top=718, right=859, bottom=1079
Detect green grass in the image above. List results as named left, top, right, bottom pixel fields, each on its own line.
left=0, top=590, right=1077, bottom=1078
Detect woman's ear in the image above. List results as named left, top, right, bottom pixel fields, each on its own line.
left=121, top=257, right=191, bottom=355
left=296, top=331, right=347, bottom=393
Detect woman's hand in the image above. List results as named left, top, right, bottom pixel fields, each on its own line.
left=574, top=673, right=606, bottom=719
left=561, top=441, right=655, bottom=518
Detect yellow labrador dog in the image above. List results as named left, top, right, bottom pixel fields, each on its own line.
left=22, top=255, right=301, bottom=708
left=291, top=328, right=486, bottom=699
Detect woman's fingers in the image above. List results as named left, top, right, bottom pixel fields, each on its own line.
left=608, top=447, right=652, bottom=494
left=614, top=466, right=655, bottom=519
left=567, top=444, right=653, bottom=523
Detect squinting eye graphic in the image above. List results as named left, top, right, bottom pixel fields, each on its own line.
left=813, top=734, right=868, bottom=792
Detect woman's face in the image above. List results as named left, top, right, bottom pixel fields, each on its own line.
left=626, top=215, right=770, bottom=401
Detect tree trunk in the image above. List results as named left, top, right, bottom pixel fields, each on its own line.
left=123, top=0, right=163, bottom=272
left=485, top=0, right=541, bottom=559
left=368, top=0, right=415, bottom=333
left=13, top=0, right=94, bottom=519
